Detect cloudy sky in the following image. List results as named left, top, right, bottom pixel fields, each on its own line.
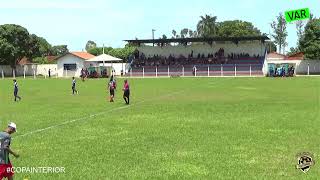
left=0, top=0, right=318, bottom=51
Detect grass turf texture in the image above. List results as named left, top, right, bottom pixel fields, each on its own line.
left=0, top=77, right=319, bottom=179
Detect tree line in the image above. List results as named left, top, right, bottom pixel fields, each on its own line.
left=0, top=24, right=69, bottom=68
left=160, top=15, right=274, bottom=50
left=86, top=14, right=277, bottom=58
left=270, top=13, right=319, bottom=59
left=1, top=12, right=319, bottom=69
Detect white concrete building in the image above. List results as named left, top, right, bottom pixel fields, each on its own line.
left=56, top=52, right=96, bottom=77
left=263, top=52, right=320, bottom=75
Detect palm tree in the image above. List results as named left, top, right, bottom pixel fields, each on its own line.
left=172, top=30, right=177, bottom=39
left=188, top=30, right=194, bottom=38
left=180, top=28, right=189, bottom=38
left=197, top=14, right=217, bottom=37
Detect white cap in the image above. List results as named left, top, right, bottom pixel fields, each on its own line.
left=8, top=122, right=17, bottom=132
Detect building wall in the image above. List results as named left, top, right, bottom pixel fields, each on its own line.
left=0, top=64, right=57, bottom=77
left=57, top=54, right=84, bottom=77
left=264, top=59, right=320, bottom=75
left=97, top=63, right=128, bottom=75
left=137, top=41, right=266, bottom=58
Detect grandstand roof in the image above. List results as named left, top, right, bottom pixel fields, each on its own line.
left=124, top=36, right=270, bottom=45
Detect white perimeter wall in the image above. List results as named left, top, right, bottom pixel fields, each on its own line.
left=0, top=64, right=57, bottom=77
left=97, top=63, right=128, bottom=75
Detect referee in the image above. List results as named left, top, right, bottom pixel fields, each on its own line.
left=122, top=79, right=130, bottom=105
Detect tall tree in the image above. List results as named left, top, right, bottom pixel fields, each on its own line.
left=85, top=40, right=97, bottom=51
left=51, top=45, right=69, bottom=56
left=216, top=20, right=261, bottom=37
left=87, top=46, right=113, bottom=56
left=295, top=20, right=305, bottom=51
left=0, top=24, right=33, bottom=69
left=271, top=13, right=288, bottom=54
left=197, top=14, right=217, bottom=37
left=29, top=34, right=52, bottom=58
left=266, top=41, right=277, bottom=53
left=188, top=30, right=194, bottom=38
left=162, top=34, right=167, bottom=39
left=180, top=28, right=189, bottom=38
left=172, top=30, right=177, bottom=38
left=296, top=21, right=305, bottom=40
left=299, top=18, right=320, bottom=59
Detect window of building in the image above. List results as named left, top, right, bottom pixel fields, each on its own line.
left=64, top=64, right=77, bottom=70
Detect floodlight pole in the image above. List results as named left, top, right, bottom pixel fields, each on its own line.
left=1, top=69, right=4, bottom=79
left=207, top=66, right=210, bottom=77
left=152, top=29, right=156, bottom=47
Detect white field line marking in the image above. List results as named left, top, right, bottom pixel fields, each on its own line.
left=14, top=90, right=183, bottom=138
left=15, top=78, right=229, bottom=138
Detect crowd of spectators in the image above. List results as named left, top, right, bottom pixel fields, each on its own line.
left=133, top=49, right=262, bottom=68
left=270, top=66, right=295, bottom=77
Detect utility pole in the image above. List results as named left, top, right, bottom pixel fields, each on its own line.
left=152, top=29, right=156, bottom=47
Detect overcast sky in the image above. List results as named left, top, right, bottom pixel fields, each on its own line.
left=0, top=0, right=318, bottom=52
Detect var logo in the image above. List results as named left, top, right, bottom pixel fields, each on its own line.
left=285, top=8, right=310, bottom=23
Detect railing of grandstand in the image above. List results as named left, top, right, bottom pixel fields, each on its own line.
left=128, top=64, right=264, bottom=77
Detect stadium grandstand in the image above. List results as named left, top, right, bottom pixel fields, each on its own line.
left=125, top=36, right=269, bottom=77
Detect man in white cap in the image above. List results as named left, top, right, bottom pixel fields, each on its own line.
left=0, top=122, right=19, bottom=180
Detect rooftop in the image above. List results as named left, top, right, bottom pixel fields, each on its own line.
left=124, top=36, right=270, bottom=45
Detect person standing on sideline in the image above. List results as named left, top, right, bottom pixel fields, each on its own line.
left=80, top=68, right=85, bottom=82
left=123, top=79, right=130, bottom=105
left=0, top=122, right=19, bottom=180
left=48, top=69, right=51, bottom=78
left=72, top=77, right=78, bottom=95
left=13, top=80, right=21, bottom=102
left=192, top=66, right=197, bottom=76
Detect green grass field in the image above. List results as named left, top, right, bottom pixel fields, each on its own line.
left=0, top=77, right=319, bottom=179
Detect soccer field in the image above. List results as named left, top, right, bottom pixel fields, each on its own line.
left=0, top=77, right=319, bottom=179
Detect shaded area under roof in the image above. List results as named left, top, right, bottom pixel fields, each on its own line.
left=124, top=36, right=270, bottom=44
left=87, top=53, right=122, bottom=62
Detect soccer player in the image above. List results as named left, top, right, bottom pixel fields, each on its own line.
left=108, top=80, right=115, bottom=102
left=123, top=79, right=130, bottom=105
left=110, top=75, right=117, bottom=90
left=72, top=77, right=78, bottom=95
left=13, top=80, right=21, bottom=102
left=0, top=122, right=19, bottom=180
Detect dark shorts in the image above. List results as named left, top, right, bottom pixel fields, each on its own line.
left=124, top=90, right=130, bottom=97
left=72, top=86, right=75, bottom=90
left=14, top=90, right=18, bottom=96
left=110, top=89, right=115, bottom=96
